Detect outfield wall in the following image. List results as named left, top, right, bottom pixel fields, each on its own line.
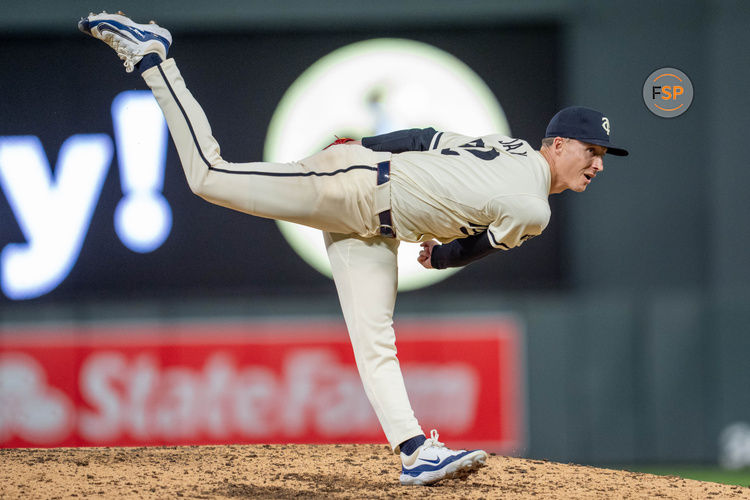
left=3, top=291, right=750, bottom=466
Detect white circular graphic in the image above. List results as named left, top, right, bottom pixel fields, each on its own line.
left=265, top=38, right=509, bottom=291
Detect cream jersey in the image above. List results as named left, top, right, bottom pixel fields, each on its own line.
left=389, top=132, right=551, bottom=249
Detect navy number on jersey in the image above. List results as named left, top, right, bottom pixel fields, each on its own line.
left=440, top=139, right=500, bottom=161
left=460, top=222, right=488, bottom=236
left=440, top=138, right=528, bottom=160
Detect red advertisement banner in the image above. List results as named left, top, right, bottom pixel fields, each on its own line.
left=0, top=317, right=523, bottom=452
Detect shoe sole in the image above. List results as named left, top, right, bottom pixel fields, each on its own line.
left=400, top=451, right=488, bottom=486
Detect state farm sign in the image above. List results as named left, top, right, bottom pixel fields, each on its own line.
left=0, top=318, right=523, bottom=452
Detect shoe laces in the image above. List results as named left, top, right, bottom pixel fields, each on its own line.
left=104, top=33, right=136, bottom=73
left=424, top=429, right=445, bottom=449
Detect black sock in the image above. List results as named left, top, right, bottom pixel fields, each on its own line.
left=137, top=53, right=163, bottom=74
left=399, top=434, right=426, bottom=455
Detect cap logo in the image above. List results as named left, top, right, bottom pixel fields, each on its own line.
left=545, top=106, right=628, bottom=155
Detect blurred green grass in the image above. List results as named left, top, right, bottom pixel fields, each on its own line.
left=620, top=465, right=750, bottom=488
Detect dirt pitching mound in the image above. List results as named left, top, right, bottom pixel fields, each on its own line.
left=1, top=444, right=748, bottom=499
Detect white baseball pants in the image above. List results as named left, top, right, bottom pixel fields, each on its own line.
left=142, top=59, right=423, bottom=451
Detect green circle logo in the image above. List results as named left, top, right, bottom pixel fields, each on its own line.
left=265, top=38, right=509, bottom=291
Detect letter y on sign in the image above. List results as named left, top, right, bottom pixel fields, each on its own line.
left=0, top=135, right=112, bottom=299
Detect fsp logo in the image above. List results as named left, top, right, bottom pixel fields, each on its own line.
left=642, top=67, right=693, bottom=118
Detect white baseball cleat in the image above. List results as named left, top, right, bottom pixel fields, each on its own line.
left=78, top=11, right=172, bottom=73
left=399, top=429, right=489, bottom=486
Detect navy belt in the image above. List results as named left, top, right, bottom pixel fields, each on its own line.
left=376, top=160, right=395, bottom=238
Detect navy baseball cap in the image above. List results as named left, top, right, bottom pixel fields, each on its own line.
left=545, top=106, right=628, bottom=156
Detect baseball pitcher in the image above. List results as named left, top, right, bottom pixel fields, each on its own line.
left=78, top=12, right=628, bottom=486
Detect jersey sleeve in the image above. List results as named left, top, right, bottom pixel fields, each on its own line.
left=361, top=128, right=438, bottom=153
left=485, top=196, right=550, bottom=250
left=429, top=231, right=498, bottom=269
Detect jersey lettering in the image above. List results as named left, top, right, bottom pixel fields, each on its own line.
left=496, top=138, right=528, bottom=156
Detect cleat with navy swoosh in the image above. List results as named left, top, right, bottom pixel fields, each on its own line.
left=399, top=429, right=489, bottom=486
left=78, top=11, right=171, bottom=73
